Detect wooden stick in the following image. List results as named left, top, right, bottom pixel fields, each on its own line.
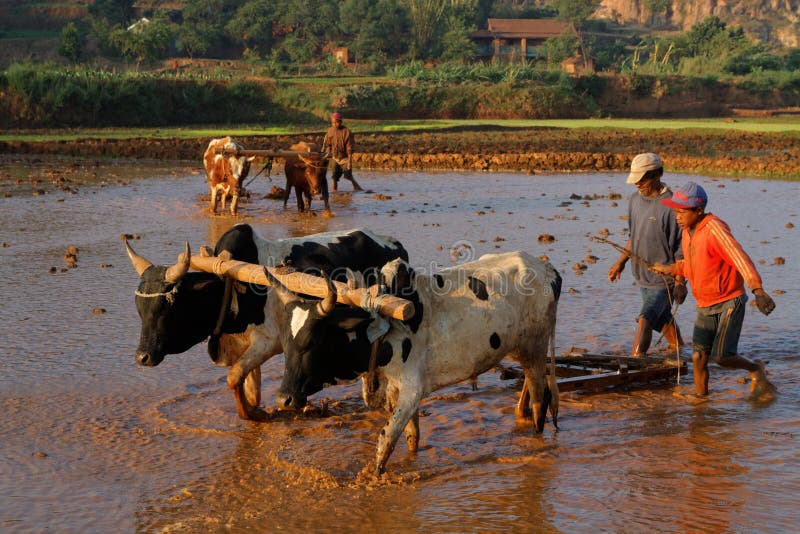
left=214, top=147, right=326, bottom=159
left=189, top=253, right=414, bottom=321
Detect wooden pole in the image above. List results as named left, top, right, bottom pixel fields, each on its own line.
left=189, top=253, right=414, bottom=321
left=214, top=147, right=326, bottom=159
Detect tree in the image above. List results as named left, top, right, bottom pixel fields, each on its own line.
left=88, top=0, right=135, bottom=26
left=225, top=0, right=276, bottom=54
left=114, top=17, right=173, bottom=68
left=405, top=0, right=446, bottom=58
left=340, top=0, right=410, bottom=63
left=439, top=1, right=480, bottom=62
left=179, top=0, right=226, bottom=58
left=644, top=0, right=670, bottom=26
left=58, top=22, right=84, bottom=62
left=548, top=0, right=600, bottom=71
left=545, top=28, right=578, bottom=65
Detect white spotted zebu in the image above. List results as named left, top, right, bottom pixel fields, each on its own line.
left=203, top=137, right=254, bottom=215
left=268, top=251, right=562, bottom=474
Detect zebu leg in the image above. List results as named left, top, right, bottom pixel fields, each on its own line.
left=227, top=332, right=278, bottom=422
left=384, top=385, right=420, bottom=453
left=515, top=377, right=532, bottom=421
left=210, top=187, right=219, bottom=212
left=230, top=191, right=239, bottom=215
left=405, top=411, right=420, bottom=453
left=522, top=340, right=549, bottom=433
left=243, top=366, right=261, bottom=408
left=375, top=386, right=422, bottom=474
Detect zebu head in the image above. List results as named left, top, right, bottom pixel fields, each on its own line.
left=126, top=241, right=224, bottom=366
left=290, top=141, right=328, bottom=196
left=266, top=268, right=373, bottom=410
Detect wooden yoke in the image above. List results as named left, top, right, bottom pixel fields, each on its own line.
left=214, top=147, right=327, bottom=159
left=189, top=251, right=414, bottom=321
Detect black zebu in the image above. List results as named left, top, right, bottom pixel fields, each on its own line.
left=126, top=223, right=407, bottom=421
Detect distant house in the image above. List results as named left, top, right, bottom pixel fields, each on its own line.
left=332, top=47, right=353, bottom=66
left=561, top=54, right=594, bottom=75
left=127, top=17, right=150, bottom=33
left=472, top=18, right=571, bottom=62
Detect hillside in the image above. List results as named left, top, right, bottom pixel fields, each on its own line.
left=597, top=0, right=800, bottom=46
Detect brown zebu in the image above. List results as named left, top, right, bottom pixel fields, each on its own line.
left=283, top=141, right=330, bottom=213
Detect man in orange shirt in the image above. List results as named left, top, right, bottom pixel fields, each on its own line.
left=652, top=182, right=776, bottom=399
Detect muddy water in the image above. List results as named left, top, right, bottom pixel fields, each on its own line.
left=1, top=155, right=798, bottom=533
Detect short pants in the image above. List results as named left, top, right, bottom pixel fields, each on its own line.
left=639, top=286, right=674, bottom=332
left=692, top=294, right=748, bottom=363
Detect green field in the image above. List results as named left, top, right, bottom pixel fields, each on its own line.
left=2, top=117, right=799, bottom=143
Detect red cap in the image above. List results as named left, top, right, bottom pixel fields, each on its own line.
left=331, top=112, right=342, bottom=120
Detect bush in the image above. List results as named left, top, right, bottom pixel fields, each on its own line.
left=0, top=64, right=276, bottom=127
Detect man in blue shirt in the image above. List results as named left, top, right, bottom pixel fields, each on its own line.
left=608, top=153, right=686, bottom=356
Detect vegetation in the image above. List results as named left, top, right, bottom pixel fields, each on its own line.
left=0, top=2, right=797, bottom=128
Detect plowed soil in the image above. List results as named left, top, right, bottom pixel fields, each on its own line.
left=2, top=125, right=799, bottom=178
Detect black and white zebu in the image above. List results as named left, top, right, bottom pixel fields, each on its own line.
left=267, top=251, right=561, bottom=474
left=125, top=223, right=407, bottom=421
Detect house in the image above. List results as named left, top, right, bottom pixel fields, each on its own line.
left=561, top=54, right=594, bottom=75
left=332, top=47, right=353, bottom=66
left=127, top=17, right=150, bottom=33
left=472, top=18, right=572, bottom=62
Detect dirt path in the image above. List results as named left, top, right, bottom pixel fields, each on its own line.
left=2, top=126, right=798, bottom=178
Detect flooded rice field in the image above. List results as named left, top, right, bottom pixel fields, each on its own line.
left=1, top=155, right=798, bottom=532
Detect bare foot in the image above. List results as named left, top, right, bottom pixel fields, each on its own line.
left=749, top=361, right=777, bottom=400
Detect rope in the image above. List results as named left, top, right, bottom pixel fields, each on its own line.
left=244, top=157, right=273, bottom=188
left=592, top=234, right=683, bottom=384
left=135, top=286, right=178, bottom=304
left=297, top=153, right=330, bottom=171
left=359, top=291, right=394, bottom=316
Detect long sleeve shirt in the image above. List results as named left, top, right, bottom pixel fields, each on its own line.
left=322, top=125, right=353, bottom=160
left=673, top=214, right=763, bottom=307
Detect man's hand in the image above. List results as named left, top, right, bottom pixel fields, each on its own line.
left=673, top=283, right=688, bottom=305
left=650, top=263, right=674, bottom=276
left=754, top=288, right=776, bottom=316
left=607, top=261, right=625, bottom=283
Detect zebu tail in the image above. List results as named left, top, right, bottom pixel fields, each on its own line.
left=547, top=326, right=559, bottom=430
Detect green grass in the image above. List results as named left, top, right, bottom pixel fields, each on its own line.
left=280, top=76, right=393, bottom=85
left=3, top=117, right=799, bottom=142
left=366, top=118, right=800, bottom=133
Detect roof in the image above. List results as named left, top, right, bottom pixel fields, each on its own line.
left=482, top=18, right=570, bottom=39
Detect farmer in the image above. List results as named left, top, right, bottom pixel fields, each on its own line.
left=652, top=182, right=777, bottom=399
left=608, top=152, right=685, bottom=356
left=321, top=112, right=362, bottom=192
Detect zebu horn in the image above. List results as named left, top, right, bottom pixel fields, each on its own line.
left=164, top=242, right=191, bottom=283
left=125, top=240, right=153, bottom=276
left=315, top=275, right=337, bottom=317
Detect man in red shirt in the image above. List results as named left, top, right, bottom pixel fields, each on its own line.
left=653, top=182, right=776, bottom=399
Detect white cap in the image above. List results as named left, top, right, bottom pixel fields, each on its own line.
left=627, top=153, right=662, bottom=184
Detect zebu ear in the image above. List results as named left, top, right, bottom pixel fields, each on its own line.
left=125, top=240, right=153, bottom=276
left=164, top=242, right=190, bottom=284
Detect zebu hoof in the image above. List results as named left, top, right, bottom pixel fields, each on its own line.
left=241, top=406, right=270, bottom=422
